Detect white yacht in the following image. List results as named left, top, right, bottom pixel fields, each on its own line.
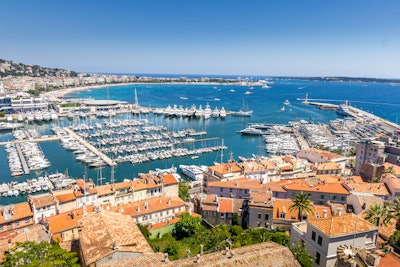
left=203, top=104, right=212, bottom=119
left=179, top=165, right=207, bottom=181
left=219, top=107, right=226, bottom=118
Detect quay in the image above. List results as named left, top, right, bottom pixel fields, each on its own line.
left=63, top=127, right=117, bottom=167
left=0, top=135, right=60, bottom=146
left=301, top=100, right=339, bottom=110
left=347, top=106, right=400, bottom=133
left=14, top=143, right=30, bottom=175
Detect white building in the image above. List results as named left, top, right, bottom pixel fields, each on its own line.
left=291, top=214, right=378, bottom=267
left=28, top=193, right=57, bottom=223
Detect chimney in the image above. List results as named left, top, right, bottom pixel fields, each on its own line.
left=167, top=198, right=171, bottom=205
left=145, top=202, right=148, bottom=210
left=136, top=206, right=140, bottom=212
left=337, top=207, right=342, bottom=216
left=323, top=210, right=327, bottom=218
left=163, top=253, right=169, bottom=263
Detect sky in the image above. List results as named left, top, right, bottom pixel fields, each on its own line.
left=1, top=0, right=400, bottom=78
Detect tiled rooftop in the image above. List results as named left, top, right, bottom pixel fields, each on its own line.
left=29, top=194, right=56, bottom=208
left=208, top=162, right=242, bottom=174
left=113, top=196, right=185, bottom=217
left=99, top=241, right=300, bottom=267
left=79, top=211, right=154, bottom=266
left=344, top=182, right=389, bottom=195
left=309, top=214, right=377, bottom=237
left=208, top=178, right=264, bottom=191
left=0, top=202, right=33, bottom=224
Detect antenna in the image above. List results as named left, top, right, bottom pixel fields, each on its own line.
left=110, top=164, right=115, bottom=185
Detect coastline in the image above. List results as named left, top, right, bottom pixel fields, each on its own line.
left=41, top=81, right=236, bottom=101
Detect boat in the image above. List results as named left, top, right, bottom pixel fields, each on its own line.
left=281, top=106, right=285, bottom=111
left=336, top=100, right=352, bottom=116
left=283, top=99, right=290, bottom=105
left=237, top=127, right=264, bottom=135
left=212, top=107, right=219, bottom=118
left=214, top=98, right=220, bottom=101
left=179, top=165, right=207, bottom=181
left=219, top=107, right=226, bottom=119
left=229, top=89, right=236, bottom=93
left=203, top=104, right=212, bottom=119
left=262, top=85, right=270, bottom=89
left=244, top=91, right=253, bottom=95
left=180, top=96, right=188, bottom=100
left=231, top=98, right=253, bottom=117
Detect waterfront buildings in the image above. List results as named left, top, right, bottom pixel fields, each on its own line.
left=28, top=193, right=56, bottom=224
left=355, top=139, right=386, bottom=179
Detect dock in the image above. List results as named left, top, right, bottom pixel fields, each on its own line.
left=15, top=143, right=30, bottom=175
left=301, top=101, right=339, bottom=110
left=63, top=127, right=117, bottom=167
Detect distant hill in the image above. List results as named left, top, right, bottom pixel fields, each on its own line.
left=0, top=59, right=78, bottom=78
left=273, top=75, right=400, bottom=84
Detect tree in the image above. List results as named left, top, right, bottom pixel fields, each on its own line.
left=178, top=182, right=190, bottom=201
left=289, top=192, right=314, bottom=221
left=290, top=239, right=315, bottom=267
left=384, top=166, right=396, bottom=175
left=174, top=212, right=202, bottom=238
left=364, top=204, right=392, bottom=227
left=3, top=241, right=80, bottom=267
left=232, top=212, right=239, bottom=225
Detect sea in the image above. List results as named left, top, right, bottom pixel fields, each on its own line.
left=1, top=77, right=400, bottom=204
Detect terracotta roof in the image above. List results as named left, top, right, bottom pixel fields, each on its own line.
left=93, top=184, right=114, bottom=196
left=282, top=180, right=350, bottom=195
left=113, top=196, right=185, bottom=217
left=163, top=173, right=179, bottom=185
left=113, top=181, right=132, bottom=190
left=101, top=241, right=301, bottom=267
left=301, top=148, right=343, bottom=160
left=79, top=211, right=154, bottom=266
left=315, top=162, right=340, bottom=171
left=47, top=206, right=95, bottom=236
left=383, top=162, right=400, bottom=176
left=379, top=252, right=400, bottom=267
left=250, top=191, right=273, bottom=203
left=218, top=198, right=233, bottom=213
left=316, top=174, right=344, bottom=183
left=382, top=175, right=400, bottom=191
left=344, top=182, right=389, bottom=195
left=148, top=217, right=181, bottom=230
left=309, top=214, right=377, bottom=237
left=208, top=178, right=264, bottom=191
left=0, top=202, right=33, bottom=224
left=54, top=192, right=76, bottom=203
left=29, top=194, right=56, bottom=208
left=208, top=162, right=242, bottom=174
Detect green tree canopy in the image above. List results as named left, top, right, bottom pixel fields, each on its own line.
left=289, top=192, right=314, bottom=221
left=290, top=239, right=315, bottom=267
left=178, top=182, right=190, bottom=201
left=3, top=241, right=80, bottom=267
left=174, top=212, right=202, bottom=238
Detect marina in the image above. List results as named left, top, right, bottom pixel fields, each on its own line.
left=0, top=80, right=399, bottom=205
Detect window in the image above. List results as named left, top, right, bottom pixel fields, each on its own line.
left=318, top=235, right=322, bottom=245
left=220, top=188, right=223, bottom=192
left=258, top=213, right=261, bottom=219
left=257, top=222, right=261, bottom=227
left=279, top=212, right=285, bottom=218
left=25, top=218, right=30, bottom=223
left=320, top=194, right=324, bottom=199
left=316, top=252, right=321, bottom=265
left=265, top=214, right=269, bottom=220
left=311, top=231, right=316, bottom=241
left=15, top=221, right=19, bottom=226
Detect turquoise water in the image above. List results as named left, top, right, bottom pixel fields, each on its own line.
left=1, top=78, right=400, bottom=204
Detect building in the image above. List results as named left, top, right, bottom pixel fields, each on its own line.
left=78, top=211, right=154, bottom=267
left=53, top=190, right=77, bottom=214
left=0, top=202, right=33, bottom=234
left=114, top=196, right=186, bottom=226
left=355, top=139, right=386, bottom=178
left=203, top=162, right=244, bottom=192
left=344, top=182, right=389, bottom=214
left=282, top=178, right=350, bottom=205
left=297, top=148, right=347, bottom=174
left=381, top=174, right=400, bottom=201
left=245, top=191, right=274, bottom=229
left=207, top=177, right=265, bottom=199
left=194, top=194, right=244, bottom=227
left=291, top=214, right=378, bottom=267
left=28, top=193, right=56, bottom=224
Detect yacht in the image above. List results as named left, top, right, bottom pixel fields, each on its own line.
left=219, top=107, right=226, bottom=119
left=283, top=99, right=290, bottom=105
left=237, top=127, right=264, bottom=135
left=212, top=107, right=219, bottom=118
left=179, top=165, right=207, bottom=181
left=203, top=104, right=212, bottom=119
left=230, top=109, right=253, bottom=117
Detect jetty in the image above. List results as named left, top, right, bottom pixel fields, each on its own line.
left=63, top=127, right=117, bottom=167
left=15, top=143, right=30, bottom=175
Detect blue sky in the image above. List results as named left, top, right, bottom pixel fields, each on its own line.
left=1, top=0, right=400, bottom=78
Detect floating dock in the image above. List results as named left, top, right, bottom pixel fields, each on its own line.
left=15, top=143, right=30, bottom=175
left=63, top=127, right=117, bottom=167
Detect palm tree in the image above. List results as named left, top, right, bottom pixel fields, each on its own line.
left=364, top=204, right=392, bottom=227
left=289, top=192, right=314, bottom=221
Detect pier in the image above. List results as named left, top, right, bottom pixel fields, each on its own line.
left=15, top=143, right=30, bottom=175
left=63, top=127, right=117, bottom=167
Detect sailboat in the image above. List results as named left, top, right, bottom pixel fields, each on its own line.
left=230, top=98, right=253, bottom=117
